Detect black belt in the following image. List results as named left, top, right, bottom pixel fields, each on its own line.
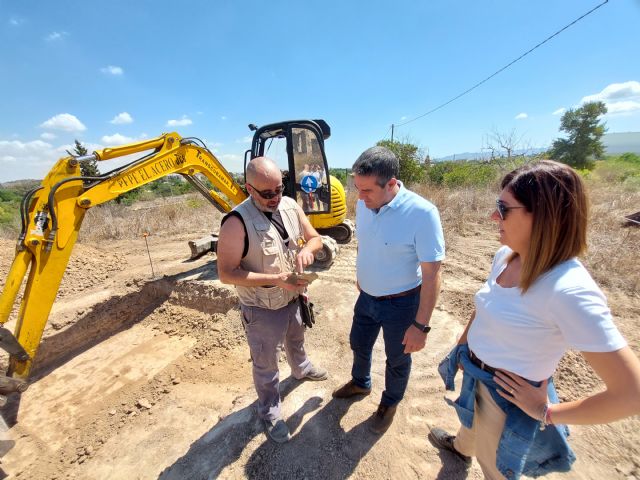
left=372, top=285, right=421, bottom=301
left=469, top=350, right=498, bottom=375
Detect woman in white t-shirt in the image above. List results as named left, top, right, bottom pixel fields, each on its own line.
left=430, top=160, right=640, bottom=479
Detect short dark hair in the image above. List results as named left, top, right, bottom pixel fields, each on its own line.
left=352, top=146, right=399, bottom=187
left=501, top=160, right=588, bottom=292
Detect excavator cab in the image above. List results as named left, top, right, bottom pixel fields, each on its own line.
left=244, top=120, right=353, bottom=247
left=246, top=120, right=331, bottom=216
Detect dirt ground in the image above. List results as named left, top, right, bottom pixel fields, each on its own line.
left=0, top=223, right=638, bottom=480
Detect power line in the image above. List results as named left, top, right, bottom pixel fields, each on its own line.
left=394, top=0, right=609, bottom=130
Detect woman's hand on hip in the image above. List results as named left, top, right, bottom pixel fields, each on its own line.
left=494, top=369, right=548, bottom=421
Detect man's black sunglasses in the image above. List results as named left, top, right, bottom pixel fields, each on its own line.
left=247, top=182, right=285, bottom=199
left=496, top=199, right=526, bottom=220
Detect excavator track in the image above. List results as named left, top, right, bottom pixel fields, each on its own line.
left=314, top=236, right=339, bottom=268
left=317, top=219, right=355, bottom=245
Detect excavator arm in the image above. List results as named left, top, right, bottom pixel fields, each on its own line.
left=0, top=133, right=247, bottom=391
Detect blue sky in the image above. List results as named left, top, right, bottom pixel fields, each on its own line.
left=1, top=0, right=639, bottom=182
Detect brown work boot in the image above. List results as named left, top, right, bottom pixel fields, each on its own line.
left=428, top=427, right=472, bottom=466
left=369, top=404, right=397, bottom=434
left=332, top=380, right=371, bottom=398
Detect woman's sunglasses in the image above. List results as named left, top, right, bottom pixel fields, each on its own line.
left=247, top=183, right=285, bottom=199
left=495, top=199, right=526, bottom=220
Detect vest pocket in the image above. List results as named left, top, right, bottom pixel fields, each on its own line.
left=255, top=286, right=286, bottom=309
left=259, top=233, right=282, bottom=273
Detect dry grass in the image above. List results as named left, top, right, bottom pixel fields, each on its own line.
left=347, top=179, right=639, bottom=296
left=77, top=194, right=223, bottom=242
left=346, top=182, right=496, bottom=250
left=584, top=183, right=640, bottom=294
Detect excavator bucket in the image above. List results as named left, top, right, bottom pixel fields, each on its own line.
left=188, top=234, right=219, bottom=259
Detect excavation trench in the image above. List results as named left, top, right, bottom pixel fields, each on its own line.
left=0, top=267, right=255, bottom=479
left=31, top=273, right=240, bottom=379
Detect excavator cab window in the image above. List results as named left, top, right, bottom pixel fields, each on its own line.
left=247, top=120, right=331, bottom=216
left=291, top=127, right=329, bottom=215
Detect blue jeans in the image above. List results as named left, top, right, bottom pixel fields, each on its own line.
left=350, top=290, right=420, bottom=407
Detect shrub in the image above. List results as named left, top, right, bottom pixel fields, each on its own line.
left=329, top=168, right=349, bottom=186
left=592, top=155, right=640, bottom=186
left=376, top=139, right=426, bottom=185
left=426, top=160, right=500, bottom=188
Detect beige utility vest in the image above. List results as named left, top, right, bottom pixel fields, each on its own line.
left=234, top=196, right=303, bottom=310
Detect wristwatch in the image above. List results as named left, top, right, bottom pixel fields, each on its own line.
left=412, top=320, right=431, bottom=333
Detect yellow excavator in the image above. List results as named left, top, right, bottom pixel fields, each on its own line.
left=0, top=119, right=353, bottom=402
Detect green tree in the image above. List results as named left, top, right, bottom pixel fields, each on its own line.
left=70, top=139, right=100, bottom=178
left=329, top=168, right=349, bottom=186
left=549, top=101, right=608, bottom=170
left=376, top=139, right=425, bottom=185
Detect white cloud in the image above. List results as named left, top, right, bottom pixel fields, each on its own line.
left=236, top=136, right=252, bottom=144
left=101, top=65, right=124, bottom=76
left=40, top=132, right=57, bottom=140
left=110, top=112, right=133, bottom=124
left=606, top=100, right=640, bottom=115
left=552, top=108, right=566, bottom=116
left=219, top=153, right=243, bottom=172
left=40, top=113, right=86, bottom=132
left=101, top=133, right=135, bottom=145
left=400, top=116, right=407, bottom=121
left=0, top=140, right=57, bottom=179
left=9, top=17, right=24, bottom=26
left=46, top=31, right=68, bottom=42
left=582, top=81, right=640, bottom=103
left=221, top=116, right=227, bottom=121
left=0, top=140, right=52, bottom=154
left=515, top=113, right=528, bottom=120
left=581, top=81, right=640, bottom=116
left=0, top=139, right=107, bottom=182
left=166, top=115, right=193, bottom=127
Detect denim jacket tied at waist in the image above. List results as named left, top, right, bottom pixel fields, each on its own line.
left=437, top=343, right=576, bottom=479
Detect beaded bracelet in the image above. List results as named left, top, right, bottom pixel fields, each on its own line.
left=539, top=403, right=552, bottom=431
left=545, top=404, right=554, bottom=425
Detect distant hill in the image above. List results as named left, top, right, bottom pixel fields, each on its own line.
left=602, top=132, right=640, bottom=154
left=0, top=179, right=40, bottom=191
left=435, top=148, right=546, bottom=162
left=435, top=132, right=640, bottom=162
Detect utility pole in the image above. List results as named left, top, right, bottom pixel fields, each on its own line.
left=391, top=124, right=394, bottom=142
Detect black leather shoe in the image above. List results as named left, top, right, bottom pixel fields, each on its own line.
left=369, top=404, right=397, bottom=434
left=428, top=427, right=472, bottom=466
left=332, top=380, right=371, bottom=398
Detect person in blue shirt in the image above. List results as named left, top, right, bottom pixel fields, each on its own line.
left=332, top=146, right=445, bottom=434
left=430, top=160, right=640, bottom=479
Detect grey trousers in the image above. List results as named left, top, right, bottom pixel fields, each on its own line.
left=241, top=301, right=312, bottom=421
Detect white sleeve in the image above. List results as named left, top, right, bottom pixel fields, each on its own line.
left=549, top=282, right=627, bottom=352
left=487, top=246, right=511, bottom=280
